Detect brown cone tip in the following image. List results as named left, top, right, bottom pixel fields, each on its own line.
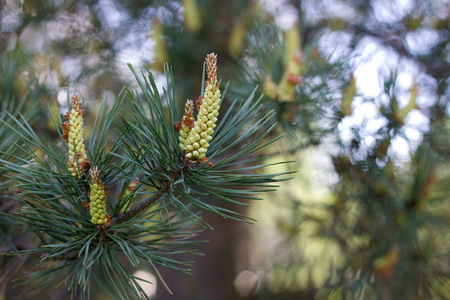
left=61, top=121, right=70, bottom=141
left=70, top=94, right=85, bottom=114
left=206, top=53, right=219, bottom=91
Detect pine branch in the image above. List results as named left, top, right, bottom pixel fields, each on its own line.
left=0, top=53, right=292, bottom=299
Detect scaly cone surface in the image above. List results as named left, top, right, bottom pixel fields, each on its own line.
left=89, top=166, right=109, bottom=226
left=178, top=53, right=221, bottom=161
left=177, top=99, right=195, bottom=150
left=61, top=95, right=90, bottom=178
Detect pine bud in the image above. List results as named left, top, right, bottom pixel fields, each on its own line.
left=262, top=77, right=278, bottom=99
left=277, top=51, right=303, bottom=103
left=182, top=0, right=201, bottom=32
left=177, top=100, right=195, bottom=151
left=276, top=23, right=303, bottom=103
left=61, top=95, right=90, bottom=178
left=181, top=53, right=221, bottom=161
left=89, top=166, right=109, bottom=226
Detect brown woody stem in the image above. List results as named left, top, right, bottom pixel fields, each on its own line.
left=109, top=155, right=193, bottom=227
left=109, top=184, right=170, bottom=226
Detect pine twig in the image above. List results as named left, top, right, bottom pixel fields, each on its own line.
left=110, top=155, right=195, bottom=226
left=109, top=184, right=170, bottom=226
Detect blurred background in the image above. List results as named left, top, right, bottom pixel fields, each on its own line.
left=1, top=0, right=449, bottom=299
